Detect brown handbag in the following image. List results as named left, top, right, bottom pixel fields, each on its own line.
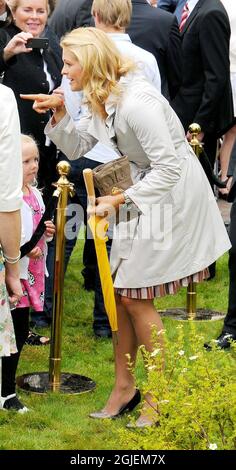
left=93, top=155, right=133, bottom=196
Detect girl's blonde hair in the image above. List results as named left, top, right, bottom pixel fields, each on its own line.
left=61, top=27, right=135, bottom=118
left=91, top=0, right=132, bottom=30
left=21, top=134, right=39, bottom=156
left=21, top=134, right=39, bottom=187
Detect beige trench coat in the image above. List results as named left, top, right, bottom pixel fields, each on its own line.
left=46, top=74, right=231, bottom=288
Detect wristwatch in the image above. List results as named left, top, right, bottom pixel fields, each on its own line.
left=122, top=192, right=134, bottom=210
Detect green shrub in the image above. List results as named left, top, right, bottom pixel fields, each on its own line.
left=119, top=323, right=236, bottom=450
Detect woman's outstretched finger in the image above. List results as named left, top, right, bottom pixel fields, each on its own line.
left=20, top=93, right=47, bottom=101
left=20, top=93, right=64, bottom=110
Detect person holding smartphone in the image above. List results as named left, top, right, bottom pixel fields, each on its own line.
left=0, top=0, right=62, bottom=203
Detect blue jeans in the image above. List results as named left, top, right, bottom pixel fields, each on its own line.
left=44, top=156, right=111, bottom=333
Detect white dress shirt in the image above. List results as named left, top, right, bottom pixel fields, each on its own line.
left=187, top=0, right=199, bottom=13
left=108, top=33, right=161, bottom=91
left=0, top=12, right=7, bottom=21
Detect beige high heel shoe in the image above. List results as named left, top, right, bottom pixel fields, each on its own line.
left=126, top=396, right=160, bottom=428
left=89, top=389, right=141, bottom=419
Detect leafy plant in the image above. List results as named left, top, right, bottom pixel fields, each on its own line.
left=0, top=246, right=234, bottom=450
left=119, top=324, right=236, bottom=450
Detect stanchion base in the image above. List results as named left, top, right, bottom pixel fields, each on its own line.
left=160, top=308, right=225, bottom=321
left=16, top=372, right=96, bottom=394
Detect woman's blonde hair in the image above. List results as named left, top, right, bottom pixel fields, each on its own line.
left=61, top=27, right=135, bottom=118
left=91, top=0, right=132, bottom=30
left=8, top=0, right=49, bottom=15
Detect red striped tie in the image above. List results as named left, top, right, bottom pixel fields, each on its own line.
left=179, top=2, right=189, bottom=31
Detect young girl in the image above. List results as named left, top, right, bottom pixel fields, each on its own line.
left=0, top=134, right=55, bottom=412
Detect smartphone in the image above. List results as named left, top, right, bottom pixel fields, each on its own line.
left=26, top=38, right=49, bottom=49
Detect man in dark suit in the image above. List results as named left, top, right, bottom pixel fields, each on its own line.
left=172, top=0, right=234, bottom=280
left=205, top=143, right=236, bottom=349
left=219, top=144, right=236, bottom=347
left=49, top=0, right=93, bottom=39
left=127, top=0, right=182, bottom=100
left=172, top=0, right=234, bottom=168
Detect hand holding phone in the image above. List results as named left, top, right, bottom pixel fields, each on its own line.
left=26, top=38, right=49, bottom=49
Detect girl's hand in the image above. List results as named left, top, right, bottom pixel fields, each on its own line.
left=27, top=247, right=43, bottom=259
left=44, top=220, right=55, bottom=237
left=3, top=32, right=33, bottom=60
left=20, top=93, right=65, bottom=114
left=88, top=194, right=125, bottom=218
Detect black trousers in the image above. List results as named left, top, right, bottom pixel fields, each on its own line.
left=203, top=134, right=218, bottom=278
left=223, top=201, right=236, bottom=335
left=1, top=307, right=29, bottom=397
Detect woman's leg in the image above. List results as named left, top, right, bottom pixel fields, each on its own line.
left=100, top=294, right=138, bottom=414
left=93, top=295, right=164, bottom=420
left=122, top=297, right=164, bottom=425
left=122, top=297, right=164, bottom=354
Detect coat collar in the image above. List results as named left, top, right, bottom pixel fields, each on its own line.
left=86, top=95, right=118, bottom=150
left=103, top=73, right=135, bottom=140
left=87, top=73, right=133, bottom=151
left=87, top=94, right=117, bottom=145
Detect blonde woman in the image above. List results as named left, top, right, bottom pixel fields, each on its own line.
left=23, top=27, right=231, bottom=427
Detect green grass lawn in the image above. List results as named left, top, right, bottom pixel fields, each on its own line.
left=0, top=241, right=233, bottom=450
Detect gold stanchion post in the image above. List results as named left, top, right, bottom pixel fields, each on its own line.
left=17, top=162, right=96, bottom=393
left=186, top=123, right=202, bottom=319
left=49, top=161, right=75, bottom=390
left=159, top=125, right=225, bottom=321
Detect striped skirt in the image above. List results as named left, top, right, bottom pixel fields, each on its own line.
left=115, top=268, right=209, bottom=300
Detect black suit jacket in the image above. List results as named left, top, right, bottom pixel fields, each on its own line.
left=171, top=0, right=234, bottom=136
left=127, top=0, right=182, bottom=100
left=49, top=0, right=93, bottom=39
